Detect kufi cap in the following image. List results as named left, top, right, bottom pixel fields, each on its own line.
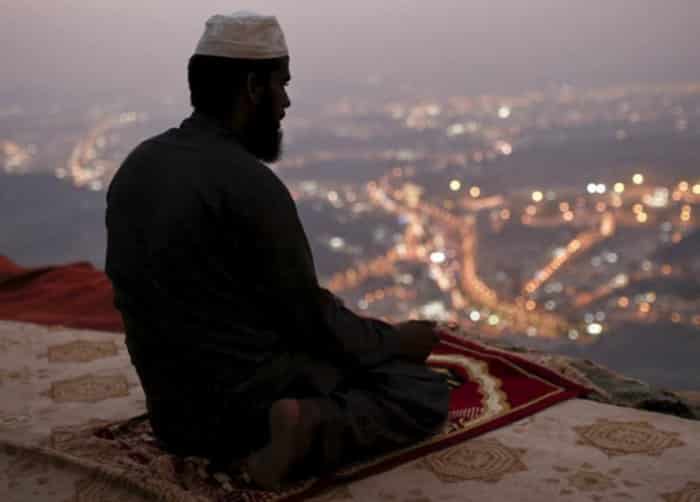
left=194, top=11, right=289, bottom=60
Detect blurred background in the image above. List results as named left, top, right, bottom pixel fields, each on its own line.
left=1, top=1, right=699, bottom=389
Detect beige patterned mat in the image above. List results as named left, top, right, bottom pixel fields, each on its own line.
left=1, top=320, right=698, bottom=501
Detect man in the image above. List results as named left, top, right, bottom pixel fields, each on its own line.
left=105, top=12, right=449, bottom=490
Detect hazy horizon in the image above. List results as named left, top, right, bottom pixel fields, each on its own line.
left=2, top=1, right=699, bottom=100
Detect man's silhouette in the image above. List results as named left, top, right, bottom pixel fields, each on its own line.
left=105, top=12, right=449, bottom=489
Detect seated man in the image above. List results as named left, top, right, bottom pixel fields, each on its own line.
left=105, top=12, right=449, bottom=490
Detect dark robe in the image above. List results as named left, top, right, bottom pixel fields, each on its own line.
left=105, top=112, right=449, bottom=468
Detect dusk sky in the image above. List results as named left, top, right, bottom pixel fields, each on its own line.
left=1, top=1, right=699, bottom=97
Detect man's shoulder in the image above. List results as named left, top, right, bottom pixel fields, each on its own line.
left=126, top=126, right=267, bottom=171
left=116, top=122, right=289, bottom=195
left=119, top=128, right=179, bottom=166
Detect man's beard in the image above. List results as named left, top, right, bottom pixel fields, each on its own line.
left=245, top=94, right=283, bottom=163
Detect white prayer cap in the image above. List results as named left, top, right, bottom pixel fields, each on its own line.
left=194, top=11, right=289, bottom=60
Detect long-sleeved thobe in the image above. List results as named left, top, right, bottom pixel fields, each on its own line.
left=105, top=112, right=448, bottom=468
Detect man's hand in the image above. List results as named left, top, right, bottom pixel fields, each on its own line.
left=394, top=320, right=441, bottom=363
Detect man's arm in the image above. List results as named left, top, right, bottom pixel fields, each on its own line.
left=315, top=287, right=402, bottom=367
left=228, top=162, right=436, bottom=366
left=316, top=288, right=441, bottom=367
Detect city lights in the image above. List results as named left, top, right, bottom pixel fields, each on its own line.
left=329, top=237, right=345, bottom=249
left=496, top=141, right=513, bottom=156
left=643, top=187, right=669, bottom=208
left=680, top=205, right=692, bottom=222
left=586, top=183, right=607, bottom=194
left=497, top=106, right=511, bottom=119
left=9, top=80, right=700, bottom=353
left=679, top=204, right=692, bottom=223
left=430, top=251, right=447, bottom=264
left=587, top=323, right=603, bottom=335
left=446, top=123, right=466, bottom=136
left=0, top=140, right=34, bottom=173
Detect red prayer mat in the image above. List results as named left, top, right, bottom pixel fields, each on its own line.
left=0, top=255, right=588, bottom=500
left=0, top=256, right=124, bottom=332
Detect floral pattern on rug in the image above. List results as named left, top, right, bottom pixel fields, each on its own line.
left=48, top=374, right=131, bottom=404
left=574, top=419, right=685, bottom=457
left=417, top=437, right=527, bottom=483
left=47, top=340, right=118, bottom=364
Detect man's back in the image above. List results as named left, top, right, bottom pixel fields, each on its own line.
left=106, top=113, right=318, bottom=349
left=105, top=112, right=330, bottom=456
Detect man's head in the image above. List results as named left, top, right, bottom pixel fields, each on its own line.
left=188, top=13, right=291, bottom=162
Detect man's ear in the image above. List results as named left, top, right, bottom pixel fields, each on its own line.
left=246, top=73, right=264, bottom=105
